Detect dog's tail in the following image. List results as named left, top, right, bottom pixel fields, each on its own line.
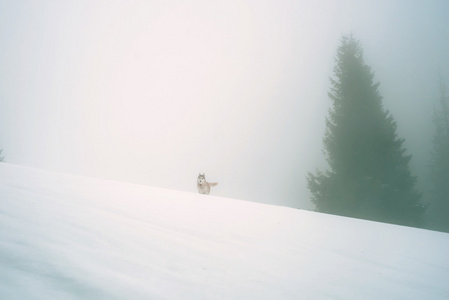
left=209, top=182, right=218, bottom=187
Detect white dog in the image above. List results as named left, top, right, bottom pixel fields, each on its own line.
left=197, top=173, right=218, bottom=195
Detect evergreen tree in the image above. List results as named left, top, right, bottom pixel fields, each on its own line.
left=307, top=35, right=425, bottom=227
left=428, top=80, right=449, bottom=232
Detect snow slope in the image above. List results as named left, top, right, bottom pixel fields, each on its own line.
left=1, top=163, right=448, bottom=300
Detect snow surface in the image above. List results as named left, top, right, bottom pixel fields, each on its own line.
left=1, top=163, right=449, bottom=300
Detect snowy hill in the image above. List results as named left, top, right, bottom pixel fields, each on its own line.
left=1, top=163, right=448, bottom=300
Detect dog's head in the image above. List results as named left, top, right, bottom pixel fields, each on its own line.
left=197, top=173, right=206, bottom=185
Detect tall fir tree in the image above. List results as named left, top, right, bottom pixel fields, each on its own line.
left=307, top=35, right=425, bottom=227
left=428, top=80, right=449, bottom=232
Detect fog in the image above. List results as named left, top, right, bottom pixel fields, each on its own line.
left=1, top=0, right=448, bottom=209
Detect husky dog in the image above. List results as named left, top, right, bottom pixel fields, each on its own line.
left=197, top=173, right=218, bottom=195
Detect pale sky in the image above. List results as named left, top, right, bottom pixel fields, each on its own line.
left=1, top=0, right=448, bottom=208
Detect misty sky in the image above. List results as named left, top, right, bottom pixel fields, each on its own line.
left=1, top=0, right=448, bottom=209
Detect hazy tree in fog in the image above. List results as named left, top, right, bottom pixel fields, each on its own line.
left=428, top=81, right=449, bottom=232
left=307, top=35, right=425, bottom=227
left=0, top=149, right=4, bottom=162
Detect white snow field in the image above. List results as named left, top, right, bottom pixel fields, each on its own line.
left=1, top=163, right=449, bottom=300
